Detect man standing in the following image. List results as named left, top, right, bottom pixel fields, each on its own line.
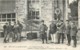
left=39, top=20, right=48, bottom=44
left=57, top=20, right=65, bottom=44
left=7, top=21, right=13, bottom=42
left=13, top=22, right=19, bottom=42
left=70, top=21, right=78, bottom=47
left=49, top=21, right=57, bottom=43
left=65, top=20, right=71, bottom=46
left=3, top=23, right=8, bottom=43
left=18, top=21, right=23, bottom=41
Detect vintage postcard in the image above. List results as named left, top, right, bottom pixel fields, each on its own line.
left=0, top=0, right=79, bottom=50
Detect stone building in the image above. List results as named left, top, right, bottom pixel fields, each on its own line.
left=15, top=0, right=70, bottom=31
left=0, top=0, right=78, bottom=35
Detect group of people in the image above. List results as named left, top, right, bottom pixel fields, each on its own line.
left=3, top=21, right=23, bottom=43
left=3, top=19, right=78, bottom=48
left=39, top=20, right=78, bottom=48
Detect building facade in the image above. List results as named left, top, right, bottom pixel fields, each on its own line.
left=0, top=0, right=78, bottom=31
left=15, top=0, right=69, bottom=31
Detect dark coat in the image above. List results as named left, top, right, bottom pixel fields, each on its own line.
left=3, top=25, right=8, bottom=33
left=7, top=25, right=13, bottom=33
left=70, top=25, right=77, bottom=36
left=49, top=23, right=57, bottom=34
left=18, top=23, right=23, bottom=33
left=39, top=24, right=48, bottom=34
left=13, top=24, right=19, bottom=33
left=65, top=24, right=71, bottom=34
left=57, top=22, right=65, bottom=33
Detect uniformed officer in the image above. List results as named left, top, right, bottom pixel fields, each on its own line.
left=57, top=20, right=65, bottom=44
left=39, top=20, right=48, bottom=44
left=65, top=20, right=71, bottom=46
left=7, top=21, right=13, bottom=42
left=3, top=22, right=8, bottom=43
left=18, top=21, right=23, bottom=41
left=13, top=22, right=19, bottom=42
left=70, top=21, right=78, bottom=47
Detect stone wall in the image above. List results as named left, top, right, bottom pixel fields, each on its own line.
left=16, top=0, right=27, bottom=23
left=15, top=0, right=66, bottom=31
left=41, top=0, right=53, bottom=26
left=78, top=0, right=80, bottom=28
left=15, top=0, right=27, bottom=29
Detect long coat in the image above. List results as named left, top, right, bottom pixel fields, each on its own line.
left=39, top=24, right=48, bottom=39
left=57, top=22, right=65, bottom=33
left=70, top=25, right=77, bottom=36
left=65, top=24, right=71, bottom=35
left=39, top=24, right=48, bottom=34
left=18, top=23, right=23, bottom=33
left=3, top=25, right=8, bottom=33
left=13, top=24, right=19, bottom=33
left=7, top=25, right=13, bottom=33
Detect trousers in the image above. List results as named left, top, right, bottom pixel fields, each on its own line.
left=67, top=34, right=71, bottom=45
left=71, top=36, right=77, bottom=47
left=41, top=33, right=47, bottom=43
left=50, top=33, right=57, bottom=43
left=58, top=33, right=65, bottom=43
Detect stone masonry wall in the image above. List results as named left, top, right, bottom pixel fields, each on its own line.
left=16, top=0, right=27, bottom=23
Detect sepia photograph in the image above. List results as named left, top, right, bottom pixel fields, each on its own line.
left=0, top=0, right=79, bottom=50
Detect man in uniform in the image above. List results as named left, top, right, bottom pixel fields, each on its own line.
left=18, top=21, right=23, bottom=41
left=39, top=20, right=48, bottom=44
left=13, top=22, right=19, bottom=42
left=7, top=21, right=13, bottom=42
left=70, top=21, right=78, bottom=47
left=57, top=20, right=65, bottom=44
left=65, top=20, right=71, bottom=46
left=3, top=22, right=8, bottom=43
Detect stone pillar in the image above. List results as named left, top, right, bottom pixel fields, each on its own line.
left=64, top=0, right=68, bottom=24
left=41, top=0, right=53, bottom=25
left=15, top=0, right=27, bottom=30
left=78, top=0, right=80, bottom=29
left=41, top=0, right=53, bottom=37
left=52, top=0, right=54, bottom=20
left=15, top=0, right=27, bottom=23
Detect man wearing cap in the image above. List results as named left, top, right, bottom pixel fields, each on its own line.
left=49, top=20, right=57, bottom=43
left=39, top=20, right=48, bottom=44
left=7, top=21, right=13, bottom=42
left=18, top=21, right=23, bottom=41
left=3, top=22, right=9, bottom=43
left=13, top=22, right=19, bottom=42
left=57, top=20, right=65, bottom=44
left=65, top=20, right=71, bottom=46
left=70, top=21, right=78, bottom=47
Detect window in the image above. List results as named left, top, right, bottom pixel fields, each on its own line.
left=7, top=14, right=11, bottom=18
left=27, top=0, right=40, bottom=20
left=0, top=13, right=16, bottom=22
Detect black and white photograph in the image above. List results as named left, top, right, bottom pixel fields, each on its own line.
left=0, top=0, right=79, bottom=50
